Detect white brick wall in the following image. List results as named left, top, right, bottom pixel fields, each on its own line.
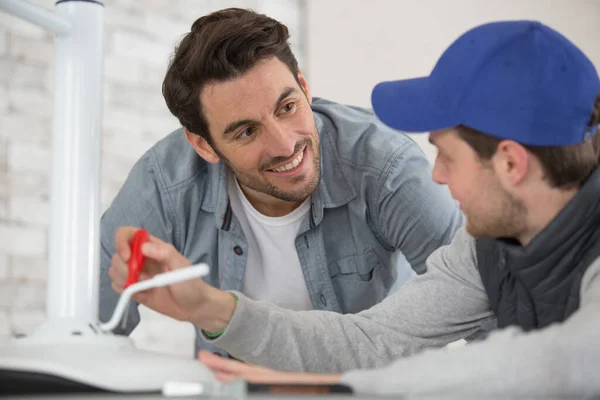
left=0, top=0, right=304, bottom=354
left=0, top=253, right=8, bottom=280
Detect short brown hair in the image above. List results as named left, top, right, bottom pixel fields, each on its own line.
left=162, top=8, right=300, bottom=143
left=457, top=94, right=600, bottom=189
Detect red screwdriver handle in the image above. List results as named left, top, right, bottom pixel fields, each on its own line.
left=124, top=229, right=150, bottom=288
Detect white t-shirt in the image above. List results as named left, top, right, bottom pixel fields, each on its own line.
left=227, top=174, right=314, bottom=311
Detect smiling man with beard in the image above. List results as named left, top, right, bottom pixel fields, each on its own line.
left=99, top=8, right=463, bottom=357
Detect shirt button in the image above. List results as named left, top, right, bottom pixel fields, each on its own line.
left=233, top=246, right=243, bottom=255
left=320, top=294, right=327, bottom=307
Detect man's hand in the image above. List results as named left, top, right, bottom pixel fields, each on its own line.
left=198, top=350, right=341, bottom=385
left=108, top=227, right=235, bottom=333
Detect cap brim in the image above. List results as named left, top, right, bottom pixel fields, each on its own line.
left=371, top=77, right=459, bottom=133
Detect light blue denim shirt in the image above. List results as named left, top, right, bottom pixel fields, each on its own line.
left=98, top=98, right=464, bottom=355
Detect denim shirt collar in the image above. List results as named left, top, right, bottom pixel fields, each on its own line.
left=200, top=110, right=357, bottom=228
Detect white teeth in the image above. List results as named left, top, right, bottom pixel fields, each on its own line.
left=271, top=150, right=304, bottom=172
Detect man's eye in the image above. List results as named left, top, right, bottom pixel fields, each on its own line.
left=280, top=102, right=296, bottom=114
left=238, top=126, right=256, bottom=139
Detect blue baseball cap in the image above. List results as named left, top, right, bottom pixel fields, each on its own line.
left=371, top=20, right=600, bottom=146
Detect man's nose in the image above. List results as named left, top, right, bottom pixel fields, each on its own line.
left=264, top=122, right=295, bottom=158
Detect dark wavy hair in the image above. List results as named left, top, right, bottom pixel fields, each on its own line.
left=162, top=8, right=300, bottom=144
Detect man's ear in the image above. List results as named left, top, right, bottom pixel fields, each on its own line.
left=297, top=69, right=312, bottom=104
left=184, top=128, right=220, bottom=164
left=493, top=140, right=530, bottom=187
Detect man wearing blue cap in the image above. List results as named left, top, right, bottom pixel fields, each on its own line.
left=110, top=20, right=600, bottom=395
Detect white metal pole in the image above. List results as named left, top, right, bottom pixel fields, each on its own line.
left=46, top=0, right=104, bottom=321
left=0, top=0, right=71, bottom=35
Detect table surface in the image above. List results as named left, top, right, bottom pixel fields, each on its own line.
left=2, top=394, right=585, bottom=400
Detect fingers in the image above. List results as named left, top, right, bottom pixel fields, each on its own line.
left=141, top=240, right=177, bottom=264
left=141, top=240, right=192, bottom=271
left=114, top=226, right=140, bottom=261
left=198, top=350, right=313, bottom=385
left=198, top=351, right=278, bottom=383
left=198, top=350, right=248, bottom=373
left=132, top=291, right=150, bottom=304
left=108, top=252, right=129, bottom=294
left=140, top=241, right=165, bottom=261
left=215, top=372, right=238, bottom=382
left=212, top=371, right=269, bottom=383
left=115, top=226, right=190, bottom=271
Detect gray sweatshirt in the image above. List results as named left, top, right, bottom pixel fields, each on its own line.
left=208, top=227, right=600, bottom=396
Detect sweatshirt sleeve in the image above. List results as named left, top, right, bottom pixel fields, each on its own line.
left=341, top=255, right=600, bottom=397
left=207, top=228, right=494, bottom=372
